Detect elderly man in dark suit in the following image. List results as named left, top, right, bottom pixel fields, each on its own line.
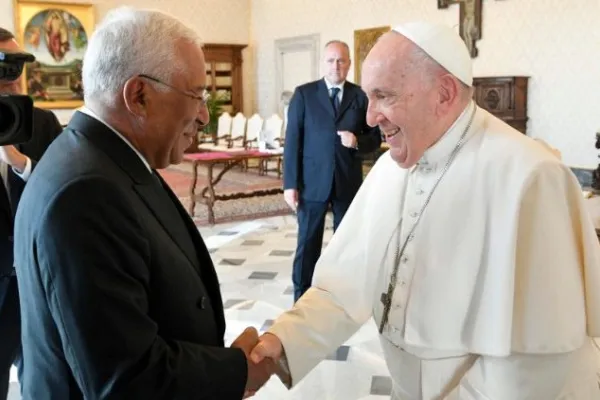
left=283, top=40, right=381, bottom=302
left=14, top=7, right=274, bottom=399
left=0, top=27, right=62, bottom=399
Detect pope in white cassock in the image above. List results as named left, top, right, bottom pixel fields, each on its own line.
left=250, top=21, right=600, bottom=399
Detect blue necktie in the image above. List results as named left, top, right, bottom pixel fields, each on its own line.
left=330, top=87, right=340, bottom=115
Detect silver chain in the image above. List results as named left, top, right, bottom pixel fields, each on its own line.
left=378, top=103, right=478, bottom=334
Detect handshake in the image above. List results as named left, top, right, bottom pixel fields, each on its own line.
left=231, top=327, right=291, bottom=398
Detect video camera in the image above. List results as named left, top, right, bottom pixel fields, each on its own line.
left=0, top=49, right=35, bottom=146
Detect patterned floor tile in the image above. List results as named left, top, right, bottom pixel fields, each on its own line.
left=218, top=230, right=239, bottom=236
left=242, top=239, right=265, bottom=246
left=223, top=299, right=246, bottom=309
left=269, top=250, right=295, bottom=257
left=219, top=258, right=246, bottom=266
left=326, top=345, right=351, bottom=361
left=248, top=271, right=278, bottom=280
left=370, top=376, right=393, bottom=396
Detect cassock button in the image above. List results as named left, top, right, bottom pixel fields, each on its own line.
left=407, top=234, right=414, bottom=241
left=399, top=280, right=406, bottom=286
left=401, top=256, right=409, bottom=264
left=410, top=212, right=418, bottom=218
left=415, top=189, right=425, bottom=195
left=197, top=296, right=206, bottom=309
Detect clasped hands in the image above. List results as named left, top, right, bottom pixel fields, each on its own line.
left=231, top=327, right=288, bottom=398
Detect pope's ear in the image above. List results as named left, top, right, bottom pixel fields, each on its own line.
left=436, top=74, right=461, bottom=112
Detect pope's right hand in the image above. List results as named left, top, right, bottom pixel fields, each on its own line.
left=250, top=333, right=292, bottom=388
left=250, top=333, right=283, bottom=363
left=283, top=189, right=298, bottom=212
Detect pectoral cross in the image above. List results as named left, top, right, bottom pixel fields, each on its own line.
left=378, top=281, right=396, bottom=334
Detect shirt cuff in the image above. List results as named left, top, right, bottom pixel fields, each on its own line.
left=12, top=156, right=32, bottom=182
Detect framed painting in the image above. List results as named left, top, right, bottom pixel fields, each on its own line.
left=353, top=26, right=390, bottom=84
left=13, top=0, right=95, bottom=109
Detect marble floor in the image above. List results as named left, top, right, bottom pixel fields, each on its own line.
left=8, top=214, right=391, bottom=399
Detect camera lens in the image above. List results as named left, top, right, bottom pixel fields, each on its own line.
left=0, top=101, right=17, bottom=134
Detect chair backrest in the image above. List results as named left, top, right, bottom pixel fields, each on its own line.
left=216, top=112, right=232, bottom=138
left=262, top=114, right=283, bottom=146
left=245, top=113, right=263, bottom=145
left=230, top=112, right=247, bottom=138
left=283, top=105, right=289, bottom=133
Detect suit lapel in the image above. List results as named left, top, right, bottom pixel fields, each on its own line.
left=133, top=177, right=201, bottom=274
left=336, top=83, right=357, bottom=121
left=317, top=79, right=336, bottom=118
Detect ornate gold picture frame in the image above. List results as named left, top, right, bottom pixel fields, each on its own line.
left=13, top=0, right=95, bottom=109
left=353, top=26, right=390, bottom=84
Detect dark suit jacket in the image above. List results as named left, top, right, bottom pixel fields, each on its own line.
left=283, top=78, right=381, bottom=202
left=14, top=112, right=247, bottom=399
left=0, top=107, right=62, bottom=278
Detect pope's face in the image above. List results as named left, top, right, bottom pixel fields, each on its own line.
left=362, top=33, right=439, bottom=169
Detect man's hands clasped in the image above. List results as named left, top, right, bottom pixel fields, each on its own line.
left=231, top=328, right=289, bottom=398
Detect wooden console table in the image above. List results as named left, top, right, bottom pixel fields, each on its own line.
left=183, top=150, right=283, bottom=225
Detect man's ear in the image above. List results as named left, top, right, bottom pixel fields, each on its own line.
left=122, top=76, right=148, bottom=117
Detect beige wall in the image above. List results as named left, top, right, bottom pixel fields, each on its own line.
left=251, top=0, right=600, bottom=167
left=0, top=0, right=253, bottom=123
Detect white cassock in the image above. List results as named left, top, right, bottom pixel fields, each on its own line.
left=268, top=101, right=600, bottom=399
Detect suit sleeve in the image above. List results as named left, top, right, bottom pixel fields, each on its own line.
left=36, top=177, right=247, bottom=399
left=282, top=88, right=305, bottom=190
left=29, top=109, right=63, bottom=169
left=355, top=95, right=381, bottom=154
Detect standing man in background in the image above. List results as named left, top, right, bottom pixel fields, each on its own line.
left=0, top=27, right=62, bottom=399
left=283, top=40, right=381, bottom=302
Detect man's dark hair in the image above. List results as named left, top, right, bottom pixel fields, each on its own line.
left=0, top=27, right=15, bottom=42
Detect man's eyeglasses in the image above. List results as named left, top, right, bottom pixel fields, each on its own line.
left=138, top=74, right=210, bottom=106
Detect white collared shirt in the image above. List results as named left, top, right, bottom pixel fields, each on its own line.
left=78, top=107, right=151, bottom=172
left=324, top=78, right=344, bottom=104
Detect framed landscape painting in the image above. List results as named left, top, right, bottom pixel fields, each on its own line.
left=13, top=0, right=95, bottom=109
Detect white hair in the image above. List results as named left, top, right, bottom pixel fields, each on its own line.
left=82, top=6, right=203, bottom=106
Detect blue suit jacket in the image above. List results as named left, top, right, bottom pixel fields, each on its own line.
left=283, top=79, right=381, bottom=202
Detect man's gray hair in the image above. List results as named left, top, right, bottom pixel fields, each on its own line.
left=82, top=6, right=202, bottom=106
